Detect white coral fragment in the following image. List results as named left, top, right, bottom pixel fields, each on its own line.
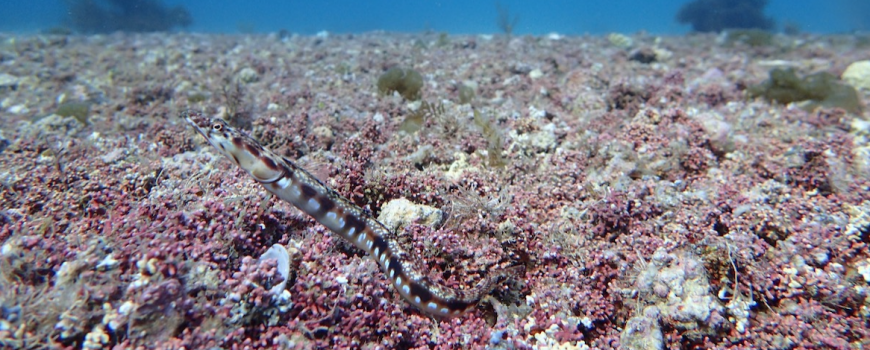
left=82, top=325, right=110, bottom=349
left=725, top=295, right=756, bottom=333
left=258, top=244, right=292, bottom=296
left=378, top=198, right=444, bottom=231
left=635, top=248, right=724, bottom=332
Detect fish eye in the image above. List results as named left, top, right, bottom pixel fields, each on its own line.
left=212, top=124, right=222, bottom=131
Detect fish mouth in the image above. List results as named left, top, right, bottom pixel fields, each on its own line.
left=181, top=110, right=212, bottom=138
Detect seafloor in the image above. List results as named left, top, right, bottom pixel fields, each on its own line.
left=0, top=31, right=868, bottom=350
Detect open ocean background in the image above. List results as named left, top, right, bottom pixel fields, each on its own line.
left=1, top=0, right=869, bottom=35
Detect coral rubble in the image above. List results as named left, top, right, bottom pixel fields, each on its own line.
left=0, top=30, right=868, bottom=349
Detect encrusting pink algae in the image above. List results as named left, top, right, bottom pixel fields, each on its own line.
left=0, top=31, right=869, bottom=349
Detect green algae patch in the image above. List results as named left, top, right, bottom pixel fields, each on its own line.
left=55, top=101, right=92, bottom=125
left=377, top=67, right=423, bottom=100
left=473, top=109, right=507, bottom=168
left=458, top=83, right=476, bottom=105
left=748, top=68, right=863, bottom=114
left=725, top=29, right=774, bottom=47
left=400, top=100, right=443, bottom=134
left=187, top=92, right=208, bottom=103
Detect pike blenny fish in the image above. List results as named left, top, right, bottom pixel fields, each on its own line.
left=183, top=111, right=520, bottom=317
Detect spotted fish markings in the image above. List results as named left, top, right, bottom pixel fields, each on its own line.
left=183, top=111, right=520, bottom=317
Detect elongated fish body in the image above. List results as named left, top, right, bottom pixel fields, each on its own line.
left=183, top=111, right=519, bottom=317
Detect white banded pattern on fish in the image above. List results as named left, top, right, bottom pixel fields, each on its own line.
left=183, top=111, right=520, bottom=317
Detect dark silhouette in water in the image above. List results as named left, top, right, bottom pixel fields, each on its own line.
left=676, top=0, right=774, bottom=32
left=65, top=0, right=192, bottom=33
left=495, top=2, right=519, bottom=37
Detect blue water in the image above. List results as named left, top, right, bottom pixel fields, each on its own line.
left=1, top=0, right=868, bottom=35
